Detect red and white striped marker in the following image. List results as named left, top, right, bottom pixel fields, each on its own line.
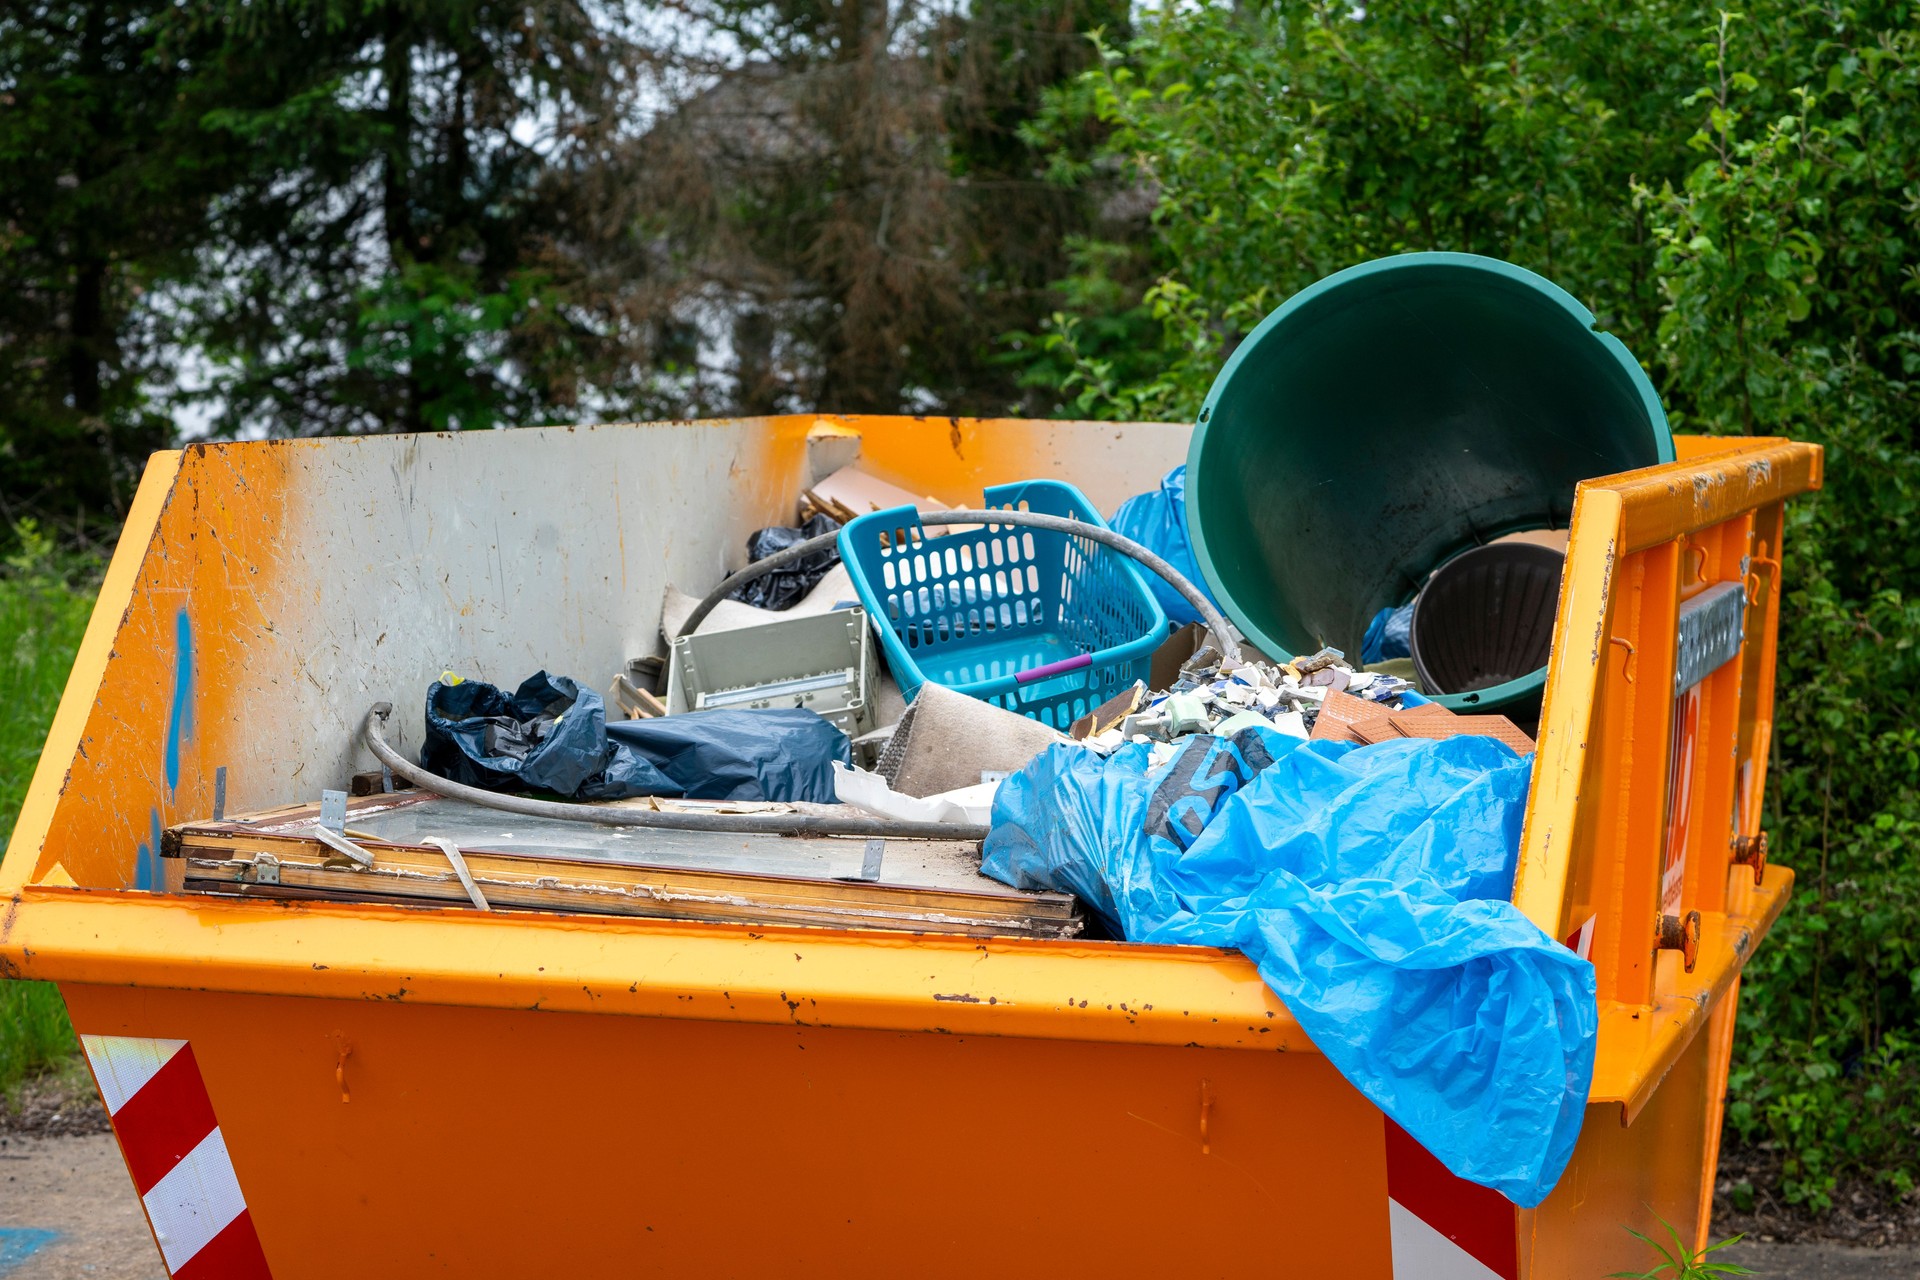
left=80, top=1035, right=272, bottom=1279
left=1386, top=1119, right=1519, bottom=1279
left=1382, top=910, right=1600, bottom=1275
left=1563, top=913, right=1597, bottom=961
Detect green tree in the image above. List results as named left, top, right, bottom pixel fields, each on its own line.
left=178, top=0, right=668, bottom=436
left=0, top=2, right=244, bottom=535
left=637, top=0, right=1128, bottom=414
left=1020, top=0, right=1708, bottom=416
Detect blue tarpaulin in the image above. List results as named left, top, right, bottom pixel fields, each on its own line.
left=1109, top=465, right=1222, bottom=627
left=981, top=728, right=1597, bottom=1206
left=1362, top=602, right=1416, bottom=663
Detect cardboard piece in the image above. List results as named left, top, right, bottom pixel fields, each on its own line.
left=1149, top=623, right=1213, bottom=692
left=808, top=465, right=956, bottom=530
left=876, top=682, right=1069, bottom=798
left=1308, top=693, right=1535, bottom=754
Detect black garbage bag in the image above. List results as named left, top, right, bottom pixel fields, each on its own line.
left=423, top=672, right=644, bottom=796
left=725, top=512, right=842, bottom=610
left=598, top=709, right=847, bottom=803
left=423, top=671, right=847, bottom=803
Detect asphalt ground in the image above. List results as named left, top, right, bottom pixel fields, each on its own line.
left=5, top=1132, right=1919, bottom=1278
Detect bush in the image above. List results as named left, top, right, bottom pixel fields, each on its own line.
left=1019, top=0, right=1920, bottom=1209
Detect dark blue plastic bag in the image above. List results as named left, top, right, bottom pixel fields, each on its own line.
left=602, top=709, right=847, bottom=803
left=982, top=729, right=1597, bottom=1206
left=1109, top=465, right=1222, bottom=627
left=423, top=672, right=847, bottom=803
left=423, top=672, right=655, bottom=796
left=1362, top=602, right=1415, bottom=663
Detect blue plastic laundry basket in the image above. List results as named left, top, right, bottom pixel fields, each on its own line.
left=838, top=480, right=1169, bottom=729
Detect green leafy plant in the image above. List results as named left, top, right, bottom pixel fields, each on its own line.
left=1608, top=1220, right=1752, bottom=1278
left=1017, top=0, right=1920, bottom=1214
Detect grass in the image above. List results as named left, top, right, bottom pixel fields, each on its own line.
left=0, top=982, right=79, bottom=1095
left=0, top=521, right=99, bottom=1097
left=1609, top=1220, right=1753, bottom=1278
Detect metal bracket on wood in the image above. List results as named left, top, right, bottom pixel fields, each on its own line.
left=314, top=788, right=374, bottom=869
left=421, top=837, right=492, bottom=911
left=837, top=839, right=886, bottom=883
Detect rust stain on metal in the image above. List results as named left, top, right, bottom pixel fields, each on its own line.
left=332, top=1035, right=353, bottom=1103
left=1199, top=1079, right=1214, bottom=1155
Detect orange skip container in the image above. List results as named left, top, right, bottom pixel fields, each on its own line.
left=0, top=417, right=1818, bottom=1277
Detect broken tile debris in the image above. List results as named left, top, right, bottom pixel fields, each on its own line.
left=1076, top=644, right=1536, bottom=758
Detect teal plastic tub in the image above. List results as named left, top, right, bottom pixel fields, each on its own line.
left=1185, top=252, right=1674, bottom=714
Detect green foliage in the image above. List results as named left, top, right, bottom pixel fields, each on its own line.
left=0, top=521, right=98, bottom=843
left=0, top=2, right=245, bottom=533
left=642, top=0, right=1130, bottom=415
left=0, top=981, right=76, bottom=1098
left=1642, top=4, right=1920, bottom=1214
left=1020, top=0, right=1920, bottom=1209
left=174, top=0, right=662, bottom=437
left=0, top=520, right=97, bottom=1094
left=1608, top=1220, right=1752, bottom=1278
left=345, top=264, right=567, bottom=434
left=1018, top=0, right=1701, bottom=420
left=5, top=0, right=1125, bottom=449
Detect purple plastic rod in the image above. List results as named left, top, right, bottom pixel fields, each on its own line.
left=1014, top=652, right=1094, bottom=685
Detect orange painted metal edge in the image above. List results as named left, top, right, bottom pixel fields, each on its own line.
left=1694, top=975, right=1746, bottom=1245
left=1513, top=439, right=1824, bottom=934
left=0, top=452, right=183, bottom=897
left=1589, top=864, right=1794, bottom=1124
left=1512, top=486, right=1621, bottom=935
left=4, top=884, right=1315, bottom=1052
left=812, top=411, right=1183, bottom=506
left=1611, top=439, right=1823, bottom=554
left=1672, top=433, right=1757, bottom=462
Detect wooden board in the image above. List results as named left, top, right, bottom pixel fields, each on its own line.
left=164, top=793, right=1080, bottom=939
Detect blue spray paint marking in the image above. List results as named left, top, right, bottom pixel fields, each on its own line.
left=132, top=609, right=193, bottom=889
left=133, top=807, right=162, bottom=892
left=0, top=1228, right=60, bottom=1274
left=163, top=609, right=194, bottom=793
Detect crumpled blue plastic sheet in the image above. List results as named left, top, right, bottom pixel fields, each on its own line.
left=1362, top=601, right=1416, bottom=663
left=423, top=671, right=848, bottom=803
left=982, top=728, right=1597, bottom=1206
left=1109, top=465, right=1223, bottom=628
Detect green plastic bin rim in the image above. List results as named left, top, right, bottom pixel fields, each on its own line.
left=1184, top=251, right=1674, bottom=711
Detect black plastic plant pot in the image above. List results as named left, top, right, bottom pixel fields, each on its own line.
left=1408, top=541, right=1566, bottom=704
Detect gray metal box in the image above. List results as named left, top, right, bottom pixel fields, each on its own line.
left=666, top=608, right=875, bottom=736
